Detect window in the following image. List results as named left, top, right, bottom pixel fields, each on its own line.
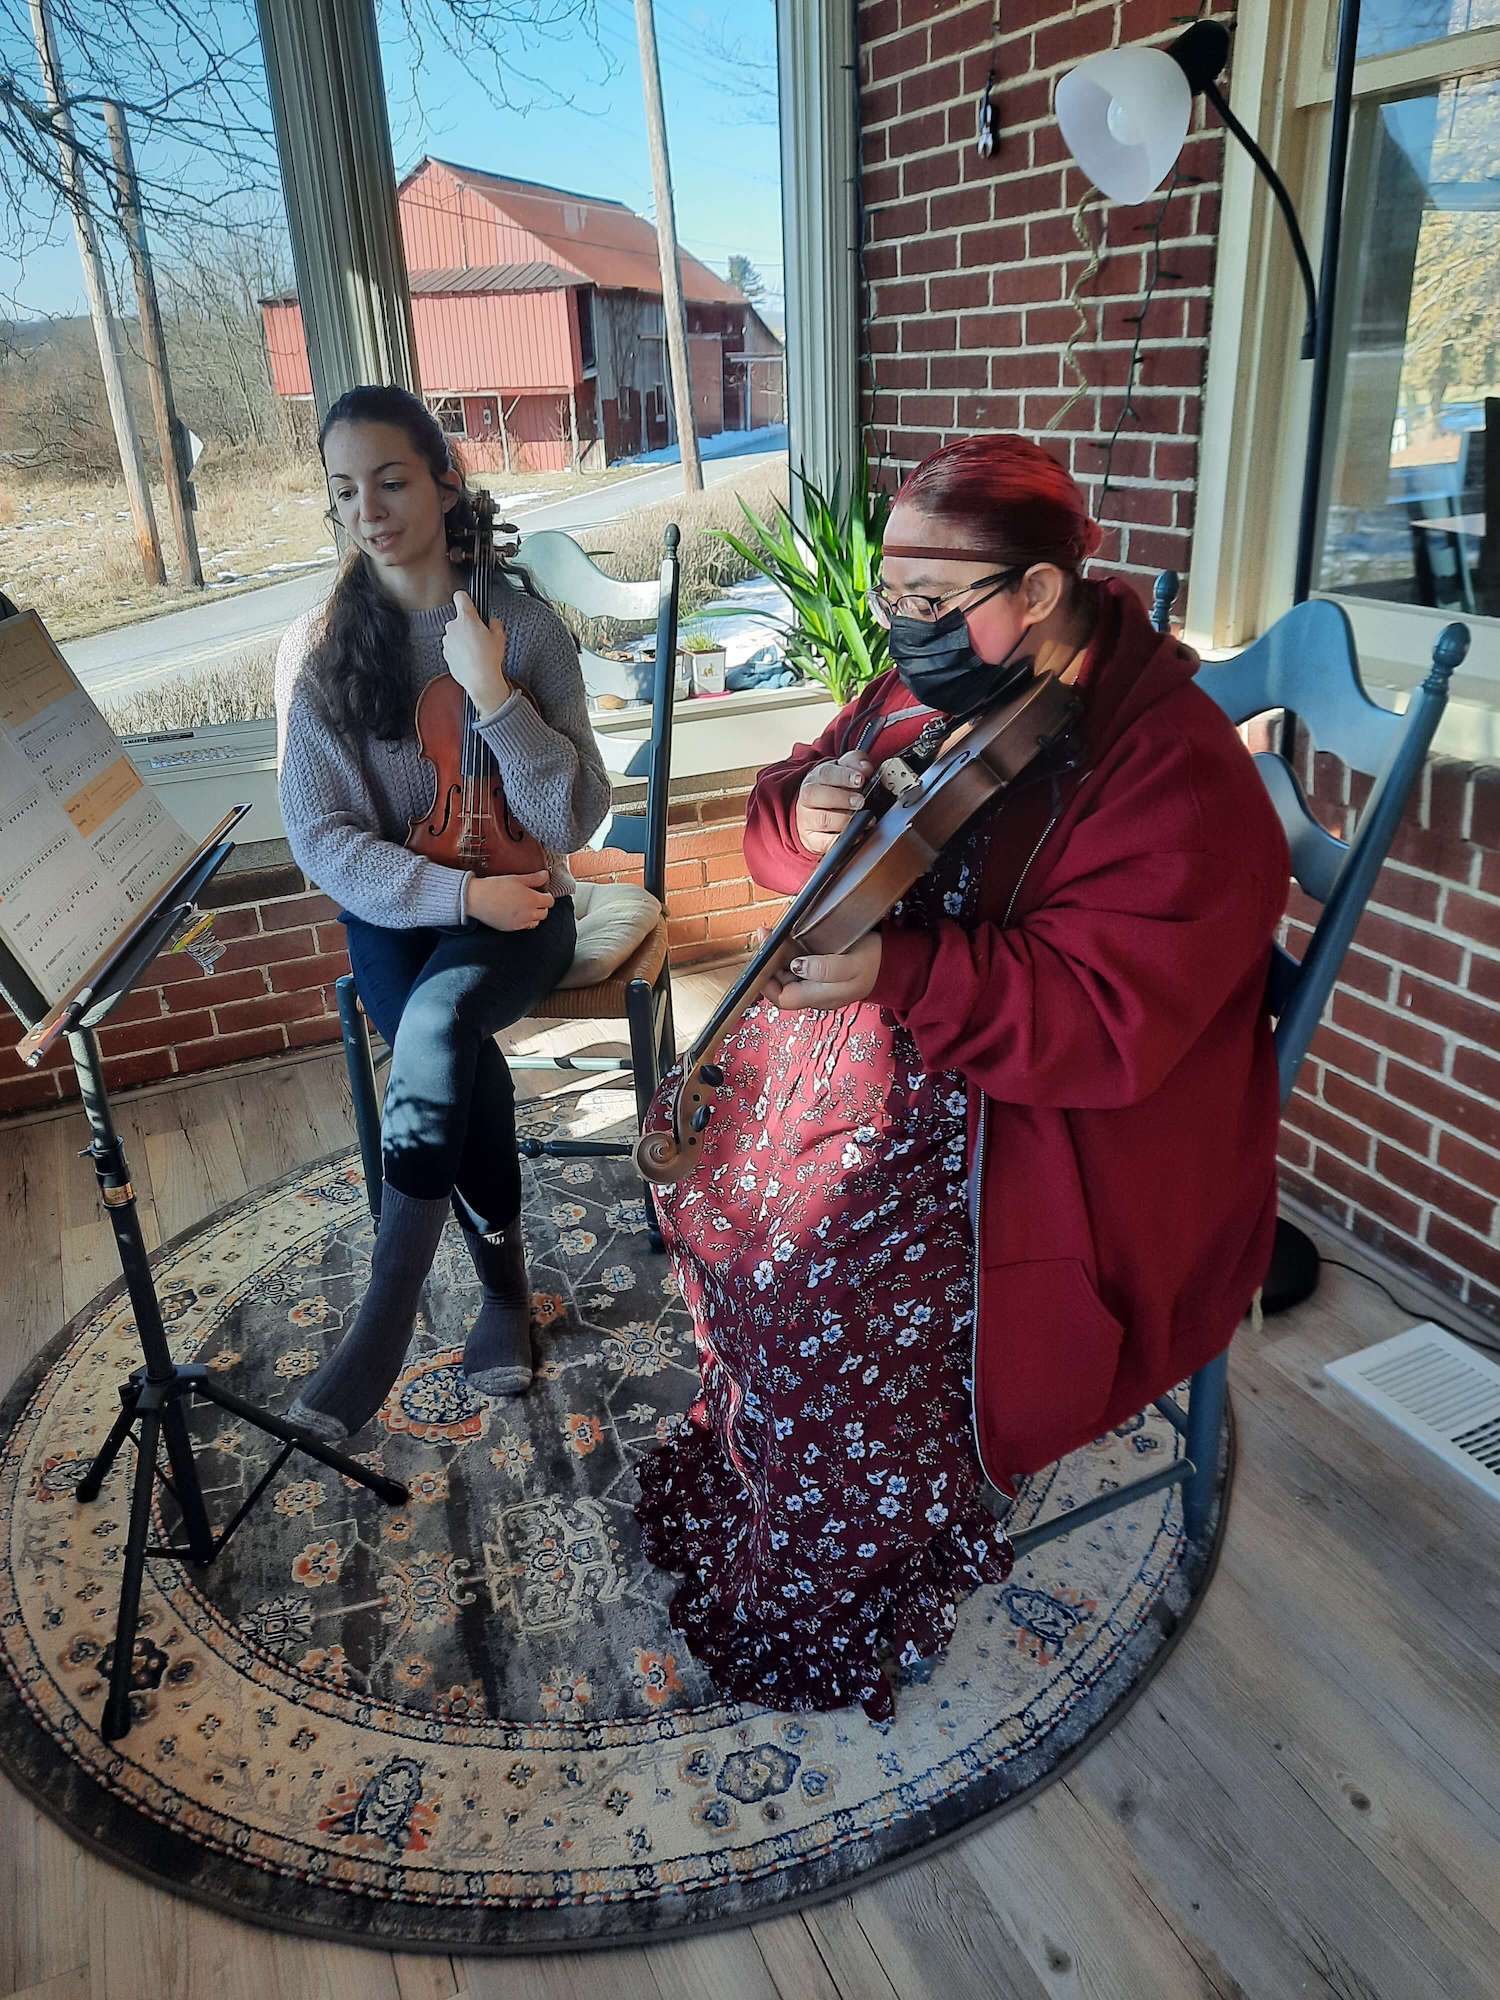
left=1193, top=3, right=1500, bottom=707
left=1317, top=68, right=1500, bottom=621
left=429, top=395, right=467, bottom=438
left=577, top=288, right=597, bottom=374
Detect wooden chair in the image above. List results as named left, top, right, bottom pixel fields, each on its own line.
left=337, top=524, right=682, bottom=1247
left=1009, top=581, right=1467, bottom=1554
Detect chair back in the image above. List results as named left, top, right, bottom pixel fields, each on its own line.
left=505, top=525, right=681, bottom=904
left=1187, top=589, right=1467, bottom=1105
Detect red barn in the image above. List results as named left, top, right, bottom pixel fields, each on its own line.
left=260, top=155, right=786, bottom=472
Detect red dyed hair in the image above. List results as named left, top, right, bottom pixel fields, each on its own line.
left=894, top=434, right=1103, bottom=570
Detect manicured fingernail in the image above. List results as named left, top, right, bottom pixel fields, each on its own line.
left=790, top=958, right=807, bottom=976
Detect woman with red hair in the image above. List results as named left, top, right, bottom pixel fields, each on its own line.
left=634, top=434, right=1287, bottom=1720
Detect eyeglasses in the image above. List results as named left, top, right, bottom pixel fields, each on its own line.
left=868, top=567, right=1023, bottom=629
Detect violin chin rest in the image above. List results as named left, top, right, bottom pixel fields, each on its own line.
left=634, top=1128, right=693, bottom=1186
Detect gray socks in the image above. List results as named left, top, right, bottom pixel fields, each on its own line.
left=460, top=1217, right=534, bottom=1397
left=287, top=1184, right=449, bottom=1443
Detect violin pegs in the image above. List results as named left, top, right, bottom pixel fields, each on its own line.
left=690, top=1104, right=714, bottom=1132
left=699, top=1063, right=725, bottom=1087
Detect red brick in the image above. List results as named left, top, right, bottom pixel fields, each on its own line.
left=1329, top=990, right=1444, bottom=1071
left=162, top=967, right=267, bottom=1012
left=871, top=196, right=929, bottom=242
left=202, top=906, right=261, bottom=941
left=1282, top=1092, right=1373, bottom=1167
left=901, top=151, right=961, bottom=201
left=98, top=1010, right=212, bottom=1057
left=959, top=311, right=1025, bottom=350
left=215, top=928, right=318, bottom=975
left=890, top=108, right=949, bottom=155
left=1123, top=529, right=1191, bottom=571
left=901, top=59, right=965, bottom=117
left=1154, top=441, right=1198, bottom=483
left=140, top=952, right=209, bottom=989
left=1314, top=1148, right=1423, bottom=1236
left=1353, top=911, right=1464, bottom=985
left=962, top=223, right=1027, bottom=266
left=1467, top=951, right=1500, bottom=1008
left=1277, top=1128, right=1313, bottom=1171
left=665, top=859, right=706, bottom=890
left=0, top=1072, right=67, bottom=1116
left=1308, top=1020, right=1381, bottom=1084
left=1376, top=1144, right=1496, bottom=1240
left=1278, top=1163, right=1352, bottom=1231
left=992, top=262, right=1064, bottom=308
left=316, top=923, right=349, bottom=957
left=925, top=354, right=987, bottom=390
left=902, top=311, right=959, bottom=348
left=900, top=235, right=959, bottom=277
left=1468, top=767, right=1500, bottom=849
left=929, top=272, right=990, bottom=312
left=1393, top=971, right=1499, bottom=1049
left=956, top=393, right=1021, bottom=430
left=286, top=1014, right=343, bottom=1051
left=865, top=163, right=901, bottom=205
left=994, top=170, right=1065, bottom=220
left=1442, top=889, right=1500, bottom=950
left=269, top=952, right=351, bottom=995
left=1338, top=948, right=1396, bottom=1003
left=1437, top=1130, right=1500, bottom=1201
left=100, top=1048, right=177, bottom=1092
left=1478, top=852, right=1500, bottom=899
left=928, top=0, right=991, bottom=58
left=706, top=906, right=777, bottom=944
left=212, top=990, right=331, bottom=1034
left=175, top=1027, right=288, bottom=1076
left=869, top=24, right=929, bottom=81
left=95, top=986, right=165, bottom=1028
left=1426, top=1215, right=1500, bottom=1292
left=669, top=882, right=749, bottom=918
left=1099, top=393, right=1184, bottom=437
left=1453, top=1043, right=1500, bottom=1104
left=901, top=393, right=959, bottom=426
left=1369, top=866, right=1442, bottom=924
left=1387, top=1061, right=1500, bottom=1153
left=1386, top=818, right=1472, bottom=877
left=667, top=917, right=709, bottom=951
left=1034, top=7, right=1115, bottom=69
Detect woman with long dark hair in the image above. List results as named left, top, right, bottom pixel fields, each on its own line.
left=635, top=433, right=1288, bottom=1719
left=274, top=384, right=610, bottom=1441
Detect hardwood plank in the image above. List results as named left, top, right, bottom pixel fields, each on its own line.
left=0, top=1117, right=64, bottom=1396
left=137, top=1091, right=247, bottom=1243
left=960, top=1788, right=1229, bottom=1998
left=3, top=1971, right=91, bottom=2000
left=742, top=1912, right=853, bottom=2000
left=0, top=1791, right=89, bottom=1996
left=818, top=1848, right=1054, bottom=2000
left=793, top=1900, right=902, bottom=2000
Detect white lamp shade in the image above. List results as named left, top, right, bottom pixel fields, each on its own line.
left=1055, top=46, right=1194, bottom=205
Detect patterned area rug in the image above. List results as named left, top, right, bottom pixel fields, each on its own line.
left=0, top=1131, right=1229, bottom=1952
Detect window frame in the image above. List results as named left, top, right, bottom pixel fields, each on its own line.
left=1189, top=1, right=1500, bottom=705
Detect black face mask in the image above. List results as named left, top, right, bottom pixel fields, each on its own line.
left=888, top=609, right=1032, bottom=718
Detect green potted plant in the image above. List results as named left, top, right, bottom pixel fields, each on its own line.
left=714, top=454, right=892, bottom=705
left=681, top=628, right=728, bottom=696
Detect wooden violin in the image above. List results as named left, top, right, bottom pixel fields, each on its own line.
left=635, top=665, right=1082, bottom=1186
left=406, top=488, right=548, bottom=877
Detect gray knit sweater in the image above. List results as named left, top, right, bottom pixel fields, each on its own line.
left=275, top=590, right=611, bottom=929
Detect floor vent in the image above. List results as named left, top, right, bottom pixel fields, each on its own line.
left=1326, top=1323, right=1500, bottom=1504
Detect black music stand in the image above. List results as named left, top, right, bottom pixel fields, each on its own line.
left=1, top=809, right=408, bottom=1741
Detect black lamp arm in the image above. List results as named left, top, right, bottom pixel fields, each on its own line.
left=1203, top=76, right=1319, bottom=360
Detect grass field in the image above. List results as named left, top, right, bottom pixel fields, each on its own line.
left=0, top=448, right=650, bottom=644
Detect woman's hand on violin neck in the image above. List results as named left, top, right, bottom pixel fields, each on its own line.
left=767, top=932, right=883, bottom=1012
left=444, top=591, right=512, bottom=712
left=795, top=751, right=872, bottom=855
left=467, top=869, right=554, bottom=931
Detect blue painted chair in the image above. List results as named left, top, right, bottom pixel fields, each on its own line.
left=1008, top=576, right=1467, bottom=1555
left=337, top=524, right=683, bottom=1244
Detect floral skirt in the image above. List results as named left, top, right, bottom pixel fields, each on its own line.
left=634, top=995, right=1013, bottom=1720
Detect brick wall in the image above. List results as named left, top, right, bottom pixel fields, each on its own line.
left=857, top=0, right=1233, bottom=594
left=0, top=787, right=786, bottom=1120
left=1280, top=753, right=1500, bottom=1329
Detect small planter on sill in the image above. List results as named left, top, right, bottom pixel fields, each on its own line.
left=682, top=636, right=728, bottom=698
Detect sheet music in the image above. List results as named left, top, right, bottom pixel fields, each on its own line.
left=0, top=612, right=194, bottom=1005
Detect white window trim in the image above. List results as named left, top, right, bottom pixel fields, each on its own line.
left=1190, top=3, right=1500, bottom=715
left=777, top=0, right=860, bottom=506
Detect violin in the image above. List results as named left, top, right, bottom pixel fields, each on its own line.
left=635, top=664, right=1082, bottom=1186
left=406, top=489, right=548, bottom=877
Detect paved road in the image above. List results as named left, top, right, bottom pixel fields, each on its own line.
left=63, top=442, right=783, bottom=703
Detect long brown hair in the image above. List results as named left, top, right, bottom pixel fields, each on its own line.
left=299, top=385, right=473, bottom=742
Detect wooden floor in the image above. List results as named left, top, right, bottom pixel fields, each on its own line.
left=1, top=966, right=1497, bottom=2000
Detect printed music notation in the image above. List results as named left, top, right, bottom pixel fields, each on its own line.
left=0, top=611, right=195, bottom=1006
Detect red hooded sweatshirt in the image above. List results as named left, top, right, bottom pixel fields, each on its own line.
left=744, top=579, right=1289, bottom=1485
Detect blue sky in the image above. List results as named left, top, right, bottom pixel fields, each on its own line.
left=2, top=0, right=784, bottom=320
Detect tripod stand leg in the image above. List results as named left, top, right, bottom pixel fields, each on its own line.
left=159, top=1394, right=217, bottom=1566
left=194, top=1375, right=409, bottom=1506
left=76, top=1381, right=140, bottom=1504
left=102, top=1403, right=163, bottom=1743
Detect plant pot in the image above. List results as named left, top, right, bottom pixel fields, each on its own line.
left=686, top=646, right=728, bottom=697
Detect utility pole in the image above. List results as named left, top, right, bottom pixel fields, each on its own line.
left=29, top=0, right=164, bottom=585
left=103, top=101, right=203, bottom=589
left=632, top=0, right=703, bottom=494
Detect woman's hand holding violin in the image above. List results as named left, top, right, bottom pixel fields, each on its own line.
left=795, top=751, right=872, bottom=855
left=767, top=933, right=883, bottom=1012
left=443, top=590, right=512, bottom=713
